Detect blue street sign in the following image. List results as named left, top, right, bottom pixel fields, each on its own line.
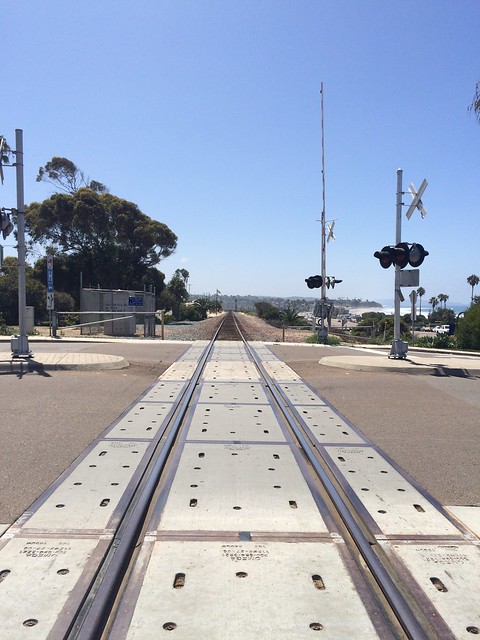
left=128, top=296, right=144, bottom=306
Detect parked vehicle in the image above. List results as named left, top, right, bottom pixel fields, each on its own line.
left=433, top=324, right=451, bottom=334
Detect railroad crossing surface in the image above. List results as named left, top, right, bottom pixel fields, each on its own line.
left=0, top=333, right=479, bottom=639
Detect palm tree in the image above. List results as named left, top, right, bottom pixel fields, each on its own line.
left=416, top=287, right=425, bottom=316
left=437, top=293, right=448, bottom=309
left=429, top=296, right=438, bottom=314
left=467, top=274, right=479, bottom=304
left=281, top=306, right=301, bottom=326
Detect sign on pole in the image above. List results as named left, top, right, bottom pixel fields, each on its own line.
left=46, top=291, right=54, bottom=310
left=46, top=255, right=54, bottom=310
left=399, top=269, right=419, bottom=287
left=409, top=290, right=417, bottom=322
left=406, top=179, right=428, bottom=219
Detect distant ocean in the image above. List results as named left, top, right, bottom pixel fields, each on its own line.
left=378, top=302, right=469, bottom=316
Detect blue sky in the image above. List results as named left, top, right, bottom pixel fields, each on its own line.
left=2, top=1, right=479, bottom=305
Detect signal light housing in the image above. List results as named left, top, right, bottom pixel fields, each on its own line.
left=305, top=275, right=323, bottom=289
left=408, top=243, right=429, bottom=267
left=374, top=246, right=394, bottom=269
left=391, top=242, right=410, bottom=269
left=374, top=242, right=429, bottom=269
left=1, top=211, right=14, bottom=240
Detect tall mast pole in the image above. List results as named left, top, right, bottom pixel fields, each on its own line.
left=319, top=83, right=328, bottom=342
left=320, top=83, right=326, bottom=302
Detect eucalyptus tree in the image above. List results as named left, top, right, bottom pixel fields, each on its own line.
left=36, top=157, right=107, bottom=194
left=26, top=188, right=177, bottom=297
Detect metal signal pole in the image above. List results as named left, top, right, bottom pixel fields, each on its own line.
left=319, top=83, right=328, bottom=343
left=11, top=129, right=32, bottom=357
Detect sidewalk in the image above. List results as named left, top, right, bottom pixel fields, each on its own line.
left=320, top=347, right=480, bottom=376
left=0, top=350, right=128, bottom=372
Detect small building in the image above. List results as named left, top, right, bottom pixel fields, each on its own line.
left=80, top=288, right=155, bottom=336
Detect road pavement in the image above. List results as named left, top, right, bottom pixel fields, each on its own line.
left=1, top=337, right=479, bottom=531
left=270, top=343, right=480, bottom=510
left=0, top=339, right=189, bottom=525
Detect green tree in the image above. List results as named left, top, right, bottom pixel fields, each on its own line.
left=467, top=274, right=479, bottom=304
left=159, top=269, right=189, bottom=320
left=429, top=296, right=438, bottom=314
left=193, top=297, right=211, bottom=320
left=456, top=305, right=480, bottom=350
left=468, top=81, right=480, bottom=123
left=26, top=188, right=177, bottom=297
left=254, top=301, right=281, bottom=322
left=0, top=257, right=48, bottom=325
left=437, top=293, right=449, bottom=308
left=416, top=286, right=425, bottom=316
left=36, top=157, right=107, bottom=194
left=280, top=306, right=302, bottom=326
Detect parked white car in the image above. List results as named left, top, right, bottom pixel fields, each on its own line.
left=433, top=324, right=450, bottom=334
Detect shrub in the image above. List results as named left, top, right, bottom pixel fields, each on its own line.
left=456, top=305, right=480, bottom=350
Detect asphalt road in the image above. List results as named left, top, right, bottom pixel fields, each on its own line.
left=0, top=341, right=189, bottom=524
left=270, top=344, right=480, bottom=508
left=1, top=340, right=479, bottom=526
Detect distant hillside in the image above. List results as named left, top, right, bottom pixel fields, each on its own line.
left=191, top=294, right=382, bottom=312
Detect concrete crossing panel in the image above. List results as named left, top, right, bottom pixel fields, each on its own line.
left=0, top=536, right=103, bottom=639
left=119, top=540, right=386, bottom=639
left=325, top=446, right=460, bottom=538
left=293, top=405, right=366, bottom=445
left=186, top=403, right=287, bottom=441
left=386, top=541, right=480, bottom=638
left=22, top=440, right=151, bottom=532
left=202, top=361, right=261, bottom=382
left=108, top=402, right=175, bottom=439
left=197, top=382, right=269, bottom=404
left=158, top=443, right=328, bottom=533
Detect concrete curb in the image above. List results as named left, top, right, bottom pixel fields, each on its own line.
left=319, top=354, right=480, bottom=376
left=0, top=353, right=129, bottom=372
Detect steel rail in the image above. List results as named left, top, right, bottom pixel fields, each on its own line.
left=62, top=310, right=433, bottom=639
left=236, top=322, right=434, bottom=640
left=67, top=317, right=228, bottom=640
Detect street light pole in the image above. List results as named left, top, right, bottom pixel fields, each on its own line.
left=11, top=128, right=31, bottom=357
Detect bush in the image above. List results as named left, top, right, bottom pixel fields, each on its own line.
left=414, top=334, right=456, bottom=349
left=456, top=305, right=480, bottom=350
left=305, top=333, right=341, bottom=345
left=180, top=304, right=203, bottom=321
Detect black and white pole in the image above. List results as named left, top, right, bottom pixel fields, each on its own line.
left=11, top=129, right=32, bottom=357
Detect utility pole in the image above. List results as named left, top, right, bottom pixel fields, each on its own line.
left=11, top=129, right=32, bottom=357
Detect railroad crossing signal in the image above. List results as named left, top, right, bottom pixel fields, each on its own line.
left=1, top=210, right=14, bottom=240
left=374, top=243, right=428, bottom=269
left=306, top=275, right=342, bottom=289
left=305, top=275, right=323, bottom=289
left=325, top=276, right=342, bottom=289
left=406, top=179, right=428, bottom=220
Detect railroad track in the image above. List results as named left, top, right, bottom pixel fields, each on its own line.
left=0, top=312, right=478, bottom=639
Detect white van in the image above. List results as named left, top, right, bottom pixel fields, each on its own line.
left=433, top=324, right=450, bottom=334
